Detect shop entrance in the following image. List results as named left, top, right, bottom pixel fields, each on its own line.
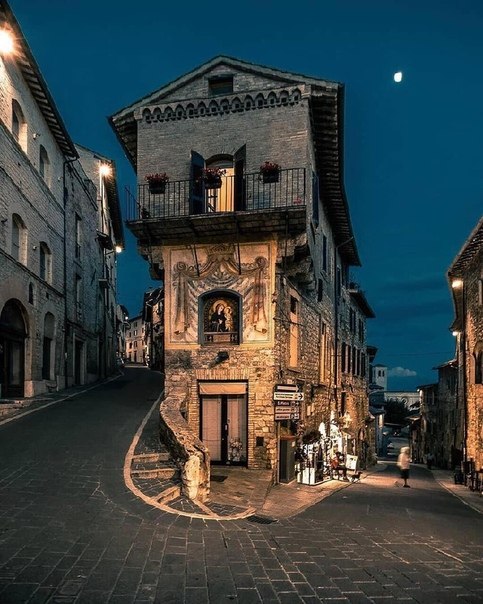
left=200, top=382, right=247, bottom=465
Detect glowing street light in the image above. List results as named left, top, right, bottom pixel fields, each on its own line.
left=452, top=278, right=464, bottom=289
left=99, top=163, right=112, bottom=177
left=0, top=29, right=14, bottom=54
left=115, top=245, right=123, bottom=254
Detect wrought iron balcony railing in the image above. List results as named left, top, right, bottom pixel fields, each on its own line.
left=125, top=168, right=306, bottom=222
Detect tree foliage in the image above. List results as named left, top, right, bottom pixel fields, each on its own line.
left=384, top=399, right=408, bottom=425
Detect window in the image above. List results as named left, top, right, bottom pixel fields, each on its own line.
left=201, top=292, right=240, bottom=345
left=39, top=242, right=52, bottom=282
left=42, top=313, right=55, bottom=380
left=341, top=342, right=346, bottom=373
left=11, top=214, right=26, bottom=263
left=28, top=283, right=34, bottom=304
left=319, top=320, right=328, bottom=383
left=75, top=214, right=82, bottom=259
left=312, top=172, right=319, bottom=225
left=289, top=294, right=299, bottom=367
left=317, top=279, right=323, bottom=302
left=322, top=235, right=328, bottom=272
left=39, top=145, right=50, bottom=184
left=12, top=100, right=27, bottom=150
left=475, top=345, right=483, bottom=385
left=208, top=75, right=233, bottom=96
left=75, top=275, right=82, bottom=320
left=479, top=279, right=483, bottom=306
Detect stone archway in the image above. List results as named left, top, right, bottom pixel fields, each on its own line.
left=0, top=299, right=28, bottom=398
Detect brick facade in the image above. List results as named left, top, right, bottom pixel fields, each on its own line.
left=0, top=5, right=123, bottom=398
left=449, top=217, right=483, bottom=471
left=111, top=56, right=374, bottom=484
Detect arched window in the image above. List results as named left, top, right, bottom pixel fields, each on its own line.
left=11, top=214, right=27, bottom=263
left=200, top=291, right=240, bottom=345
left=39, top=145, right=50, bottom=185
left=42, top=313, right=55, bottom=380
left=12, top=100, right=27, bottom=150
left=39, top=242, right=52, bottom=282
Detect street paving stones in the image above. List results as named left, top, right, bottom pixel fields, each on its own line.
left=0, top=366, right=482, bottom=602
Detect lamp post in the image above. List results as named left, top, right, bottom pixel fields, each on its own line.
left=451, top=278, right=467, bottom=468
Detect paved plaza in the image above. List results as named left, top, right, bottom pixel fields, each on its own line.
left=0, top=367, right=481, bottom=603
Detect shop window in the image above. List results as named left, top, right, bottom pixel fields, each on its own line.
left=201, top=292, right=240, bottom=345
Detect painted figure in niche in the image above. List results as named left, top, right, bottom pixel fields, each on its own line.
left=210, top=302, right=227, bottom=332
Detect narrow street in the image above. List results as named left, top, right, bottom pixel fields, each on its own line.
left=0, top=368, right=481, bottom=603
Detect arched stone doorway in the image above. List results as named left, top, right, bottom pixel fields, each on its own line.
left=0, top=299, right=28, bottom=398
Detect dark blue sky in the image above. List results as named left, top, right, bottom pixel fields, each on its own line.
left=9, top=0, right=482, bottom=390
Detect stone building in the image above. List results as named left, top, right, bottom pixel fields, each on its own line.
left=142, top=287, right=164, bottom=372
left=125, top=315, right=145, bottom=364
left=417, top=359, right=458, bottom=469
left=448, top=216, right=483, bottom=471
left=0, top=2, right=123, bottom=398
left=111, top=56, right=374, bottom=492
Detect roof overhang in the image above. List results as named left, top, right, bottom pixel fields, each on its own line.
left=110, top=56, right=362, bottom=266
left=0, top=1, right=78, bottom=158
left=348, top=286, right=375, bottom=318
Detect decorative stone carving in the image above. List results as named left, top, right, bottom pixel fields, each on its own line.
left=170, top=243, right=270, bottom=343
left=141, top=87, right=303, bottom=124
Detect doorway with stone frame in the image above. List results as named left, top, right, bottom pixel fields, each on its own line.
left=199, top=381, right=248, bottom=466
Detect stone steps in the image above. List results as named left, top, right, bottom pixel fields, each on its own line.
left=132, top=452, right=170, bottom=463
left=131, top=455, right=178, bottom=480
left=155, top=484, right=182, bottom=504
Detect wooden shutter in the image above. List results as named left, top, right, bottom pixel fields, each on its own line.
left=190, top=150, right=205, bottom=215
left=234, top=145, right=246, bottom=211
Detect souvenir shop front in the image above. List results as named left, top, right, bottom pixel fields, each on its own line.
left=295, top=415, right=358, bottom=485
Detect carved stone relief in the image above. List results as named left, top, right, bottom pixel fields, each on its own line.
left=168, top=243, right=271, bottom=344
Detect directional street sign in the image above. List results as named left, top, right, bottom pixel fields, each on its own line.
left=273, top=391, right=304, bottom=401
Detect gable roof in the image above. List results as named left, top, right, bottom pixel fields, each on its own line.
left=1, top=1, right=78, bottom=158
left=110, top=55, right=360, bottom=265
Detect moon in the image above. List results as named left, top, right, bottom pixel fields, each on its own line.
left=393, top=71, right=403, bottom=83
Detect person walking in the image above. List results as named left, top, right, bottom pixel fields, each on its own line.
left=397, top=446, right=411, bottom=488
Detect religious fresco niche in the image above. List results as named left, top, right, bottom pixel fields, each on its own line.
left=169, top=243, right=271, bottom=345
left=201, top=293, right=239, bottom=345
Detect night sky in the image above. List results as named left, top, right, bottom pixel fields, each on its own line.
left=7, top=0, right=482, bottom=390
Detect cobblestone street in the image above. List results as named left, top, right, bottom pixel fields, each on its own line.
left=0, top=367, right=481, bottom=603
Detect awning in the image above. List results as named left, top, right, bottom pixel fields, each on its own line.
left=199, top=382, right=247, bottom=395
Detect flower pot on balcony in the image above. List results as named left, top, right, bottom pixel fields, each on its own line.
left=148, top=181, right=166, bottom=194
left=262, top=171, right=280, bottom=184
left=204, top=176, right=222, bottom=189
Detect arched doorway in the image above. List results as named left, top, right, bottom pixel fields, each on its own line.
left=0, top=299, right=27, bottom=398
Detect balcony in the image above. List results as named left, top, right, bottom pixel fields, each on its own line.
left=125, top=167, right=307, bottom=243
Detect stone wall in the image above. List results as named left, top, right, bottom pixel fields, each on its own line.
left=465, top=247, right=483, bottom=470
left=160, top=389, right=210, bottom=501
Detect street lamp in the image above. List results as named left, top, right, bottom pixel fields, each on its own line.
left=0, top=29, right=14, bottom=54
left=450, top=277, right=467, bottom=468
